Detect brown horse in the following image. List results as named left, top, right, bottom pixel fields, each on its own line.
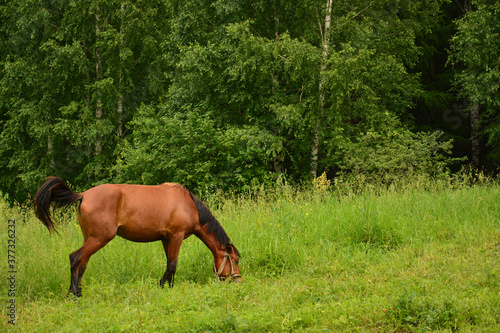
left=33, top=177, right=241, bottom=297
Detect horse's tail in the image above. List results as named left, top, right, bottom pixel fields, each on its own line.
left=33, top=177, right=82, bottom=234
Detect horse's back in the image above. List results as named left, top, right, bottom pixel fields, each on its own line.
left=78, top=183, right=199, bottom=242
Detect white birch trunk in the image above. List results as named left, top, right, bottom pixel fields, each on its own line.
left=273, top=10, right=283, bottom=175
left=95, top=6, right=103, bottom=157
left=311, top=0, right=333, bottom=178
left=117, top=3, right=126, bottom=138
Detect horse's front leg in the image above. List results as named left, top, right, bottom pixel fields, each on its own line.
left=159, top=235, right=183, bottom=288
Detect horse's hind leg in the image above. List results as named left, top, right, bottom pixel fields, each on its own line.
left=159, top=235, right=183, bottom=288
left=68, top=236, right=110, bottom=297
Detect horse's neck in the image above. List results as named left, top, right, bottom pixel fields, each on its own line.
left=195, top=226, right=225, bottom=258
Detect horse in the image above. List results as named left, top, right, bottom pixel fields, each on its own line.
left=33, top=177, right=241, bottom=297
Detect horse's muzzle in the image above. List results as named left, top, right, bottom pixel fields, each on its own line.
left=215, top=251, right=242, bottom=283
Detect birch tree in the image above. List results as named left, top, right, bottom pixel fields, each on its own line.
left=450, top=0, right=500, bottom=167
left=0, top=0, right=169, bottom=200
left=311, top=0, right=332, bottom=178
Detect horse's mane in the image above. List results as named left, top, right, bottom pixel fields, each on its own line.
left=188, top=192, right=240, bottom=256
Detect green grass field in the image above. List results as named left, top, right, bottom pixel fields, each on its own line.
left=1, top=180, right=500, bottom=332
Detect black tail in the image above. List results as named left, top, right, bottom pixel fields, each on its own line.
left=33, top=177, right=82, bottom=234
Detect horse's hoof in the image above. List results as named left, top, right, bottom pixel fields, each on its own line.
left=66, top=293, right=81, bottom=300
left=67, top=288, right=82, bottom=299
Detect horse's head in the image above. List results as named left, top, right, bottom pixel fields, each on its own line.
left=214, top=243, right=241, bottom=283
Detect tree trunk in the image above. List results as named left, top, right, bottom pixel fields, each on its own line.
left=95, top=6, right=102, bottom=157
left=463, top=1, right=480, bottom=168
left=117, top=96, right=124, bottom=137
left=273, top=9, right=283, bottom=176
left=48, top=136, right=56, bottom=171
left=311, top=0, right=333, bottom=178
left=117, top=3, right=126, bottom=138
left=93, top=5, right=103, bottom=179
left=470, top=103, right=480, bottom=167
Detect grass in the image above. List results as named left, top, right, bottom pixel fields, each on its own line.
left=1, top=179, right=500, bottom=332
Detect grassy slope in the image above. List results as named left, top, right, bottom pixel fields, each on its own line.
left=1, top=184, right=499, bottom=332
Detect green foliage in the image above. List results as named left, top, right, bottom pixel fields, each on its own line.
left=118, top=105, right=277, bottom=191
left=0, top=0, right=170, bottom=200
left=319, top=46, right=422, bottom=171
left=337, top=129, right=463, bottom=185
left=329, top=0, right=447, bottom=67
left=449, top=0, right=500, bottom=146
left=325, top=46, right=420, bottom=121
left=120, top=21, right=321, bottom=188
left=0, top=0, right=494, bottom=203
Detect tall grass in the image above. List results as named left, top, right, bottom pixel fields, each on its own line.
left=1, top=176, right=499, bottom=332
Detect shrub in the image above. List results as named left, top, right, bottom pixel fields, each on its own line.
left=337, top=129, right=464, bottom=185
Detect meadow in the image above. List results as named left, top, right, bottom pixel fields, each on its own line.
left=1, top=177, right=500, bottom=332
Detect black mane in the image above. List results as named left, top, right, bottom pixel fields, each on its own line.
left=188, top=192, right=239, bottom=256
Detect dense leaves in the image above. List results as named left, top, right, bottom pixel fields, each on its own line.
left=337, top=130, right=461, bottom=184
left=0, top=0, right=497, bottom=202
left=0, top=0, right=170, bottom=200
left=449, top=0, right=500, bottom=146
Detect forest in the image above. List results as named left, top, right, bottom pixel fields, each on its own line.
left=1, top=0, right=499, bottom=201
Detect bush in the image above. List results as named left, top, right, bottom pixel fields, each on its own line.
left=337, top=129, right=463, bottom=185
left=116, top=105, right=277, bottom=193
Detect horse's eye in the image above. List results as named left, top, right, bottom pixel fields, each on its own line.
left=235, top=260, right=239, bottom=265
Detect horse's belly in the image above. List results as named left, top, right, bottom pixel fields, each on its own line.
left=116, top=224, right=165, bottom=242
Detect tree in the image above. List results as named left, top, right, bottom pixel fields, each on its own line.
left=313, top=0, right=446, bottom=175
left=0, top=0, right=170, bottom=201
left=311, top=0, right=333, bottom=178
left=0, top=0, right=469, bottom=202
left=121, top=0, right=449, bottom=190
left=120, top=21, right=321, bottom=190
left=449, top=0, right=500, bottom=167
